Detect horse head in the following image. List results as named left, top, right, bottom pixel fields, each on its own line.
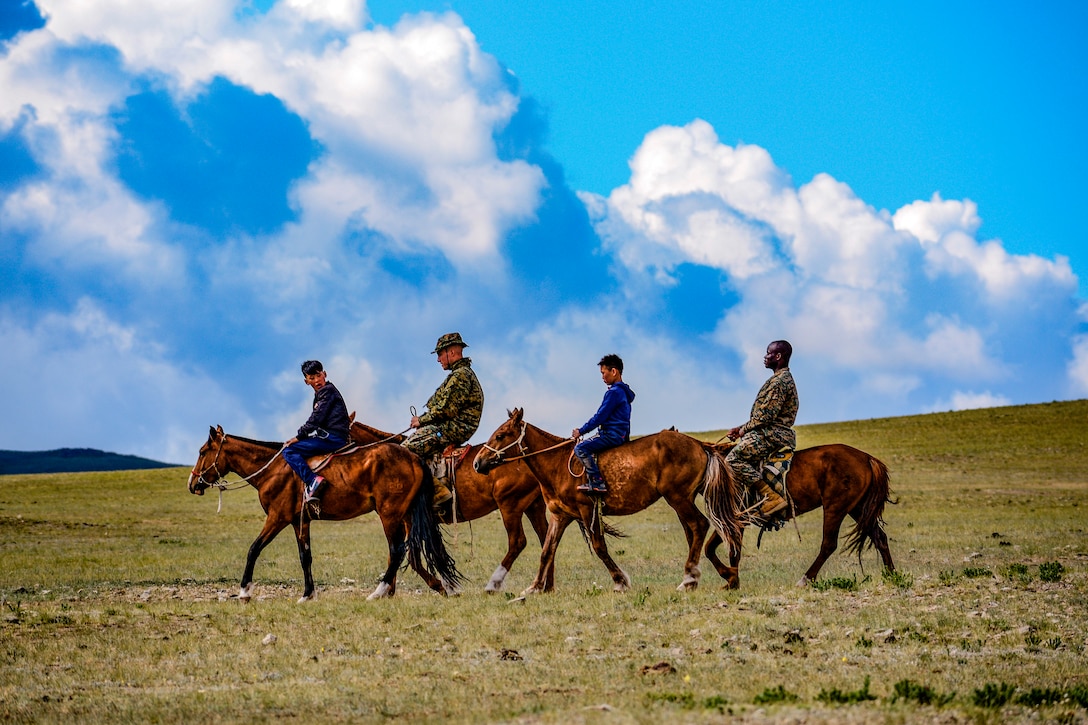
left=188, top=425, right=228, bottom=495
left=473, top=408, right=526, bottom=474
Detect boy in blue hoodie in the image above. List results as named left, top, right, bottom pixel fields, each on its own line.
left=571, top=354, right=636, bottom=495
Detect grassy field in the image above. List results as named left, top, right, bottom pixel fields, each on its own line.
left=1, top=400, right=1086, bottom=723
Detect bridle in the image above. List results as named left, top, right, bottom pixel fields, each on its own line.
left=479, top=421, right=578, bottom=468
left=479, top=422, right=529, bottom=464
left=191, top=434, right=285, bottom=512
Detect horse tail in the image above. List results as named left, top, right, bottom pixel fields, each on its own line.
left=576, top=515, right=626, bottom=547
left=842, top=454, right=896, bottom=563
left=701, top=448, right=744, bottom=557
left=405, top=466, right=464, bottom=589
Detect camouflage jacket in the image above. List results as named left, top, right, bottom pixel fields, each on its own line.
left=419, top=357, right=484, bottom=444
left=738, top=368, right=798, bottom=442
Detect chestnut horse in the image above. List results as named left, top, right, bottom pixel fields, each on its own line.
left=349, top=420, right=550, bottom=593
left=703, top=443, right=895, bottom=588
left=188, top=426, right=462, bottom=602
left=473, top=408, right=742, bottom=595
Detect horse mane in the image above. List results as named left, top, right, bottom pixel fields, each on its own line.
left=226, top=434, right=283, bottom=451
left=352, top=420, right=401, bottom=440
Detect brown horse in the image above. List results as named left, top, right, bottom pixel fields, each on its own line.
left=349, top=420, right=550, bottom=593
left=188, top=426, right=462, bottom=602
left=703, top=443, right=896, bottom=588
left=473, top=408, right=742, bottom=595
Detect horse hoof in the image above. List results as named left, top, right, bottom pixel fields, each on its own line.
left=367, top=582, right=393, bottom=601
left=676, top=574, right=699, bottom=591
left=297, top=594, right=313, bottom=603
left=796, top=576, right=812, bottom=588
left=484, top=565, right=508, bottom=593
left=519, top=586, right=542, bottom=597
left=238, top=585, right=254, bottom=603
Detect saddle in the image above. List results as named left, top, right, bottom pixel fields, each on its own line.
left=308, top=441, right=362, bottom=473
left=430, top=444, right=471, bottom=483
left=761, top=446, right=794, bottom=496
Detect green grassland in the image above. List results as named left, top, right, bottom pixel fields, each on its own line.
left=1, top=400, right=1086, bottom=723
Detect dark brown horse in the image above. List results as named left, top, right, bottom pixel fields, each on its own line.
left=703, top=443, right=896, bottom=588
left=348, top=420, right=550, bottom=593
left=473, top=408, right=742, bottom=595
left=188, top=426, right=462, bottom=602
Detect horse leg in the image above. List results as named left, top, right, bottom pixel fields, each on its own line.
left=871, top=524, right=895, bottom=572
left=368, top=516, right=408, bottom=601
left=292, top=516, right=316, bottom=603
left=486, top=507, right=530, bottom=594
left=522, top=512, right=573, bottom=596
left=583, top=513, right=630, bottom=593
left=664, top=496, right=709, bottom=591
left=239, top=515, right=291, bottom=602
left=800, top=508, right=847, bottom=586
left=703, top=528, right=744, bottom=589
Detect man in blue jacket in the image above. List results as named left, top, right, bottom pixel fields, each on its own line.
left=283, top=360, right=352, bottom=503
left=571, top=354, right=636, bottom=495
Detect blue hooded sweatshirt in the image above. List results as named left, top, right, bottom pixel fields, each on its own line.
left=578, top=381, right=636, bottom=443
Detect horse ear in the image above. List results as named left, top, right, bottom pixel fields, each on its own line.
left=513, top=407, right=524, bottom=422
left=215, top=425, right=224, bottom=437
left=349, top=411, right=356, bottom=423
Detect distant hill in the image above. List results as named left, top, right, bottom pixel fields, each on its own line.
left=0, top=448, right=179, bottom=475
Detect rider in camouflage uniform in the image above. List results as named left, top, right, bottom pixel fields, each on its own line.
left=726, top=340, right=799, bottom=520
left=406, top=332, right=484, bottom=507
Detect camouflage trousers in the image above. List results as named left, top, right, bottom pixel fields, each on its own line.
left=725, top=427, right=795, bottom=491
left=403, top=422, right=475, bottom=457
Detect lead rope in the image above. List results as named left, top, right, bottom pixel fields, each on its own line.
left=209, top=444, right=288, bottom=513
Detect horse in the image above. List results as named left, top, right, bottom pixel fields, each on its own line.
left=472, top=408, right=742, bottom=595
left=702, top=443, right=896, bottom=588
left=349, top=420, right=550, bottom=593
left=188, top=425, right=462, bottom=602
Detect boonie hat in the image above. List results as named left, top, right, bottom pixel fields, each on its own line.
left=432, top=332, right=469, bottom=353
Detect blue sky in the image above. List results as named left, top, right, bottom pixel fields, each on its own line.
left=1, top=0, right=1086, bottom=462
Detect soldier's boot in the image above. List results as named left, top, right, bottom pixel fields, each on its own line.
left=757, top=481, right=787, bottom=518
left=433, top=480, right=453, bottom=509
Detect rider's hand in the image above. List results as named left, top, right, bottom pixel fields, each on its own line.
left=571, top=429, right=581, bottom=440
left=410, top=415, right=421, bottom=429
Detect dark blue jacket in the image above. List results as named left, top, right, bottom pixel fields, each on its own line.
left=579, top=381, right=635, bottom=442
left=298, top=382, right=351, bottom=440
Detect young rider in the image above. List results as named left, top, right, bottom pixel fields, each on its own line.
left=571, top=354, right=636, bottom=495
left=283, top=360, right=352, bottom=503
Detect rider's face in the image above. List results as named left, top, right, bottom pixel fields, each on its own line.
left=600, top=365, right=621, bottom=385
left=304, top=370, right=327, bottom=391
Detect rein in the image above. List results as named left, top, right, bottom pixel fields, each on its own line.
left=481, top=422, right=576, bottom=464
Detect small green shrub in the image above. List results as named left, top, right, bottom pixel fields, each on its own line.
left=1004, top=563, right=1032, bottom=583
left=1039, top=561, right=1065, bottom=582
left=816, top=676, right=876, bottom=705
left=889, top=679, right=955, bottom=707
left=1015, top=687, right=1066, bottom=707
left=753, top=684, right=800, bottom=704
left=811, top=574, right=863, bottom=592
left=882, top=568, right=914, bottom=589
left=962, top=566, right=993, bottom=579
left=645, top=692, right=695, bottom=709
left=938, top=569, right=957, bottom=584
left=973, top=682, right=1016, bottom=708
